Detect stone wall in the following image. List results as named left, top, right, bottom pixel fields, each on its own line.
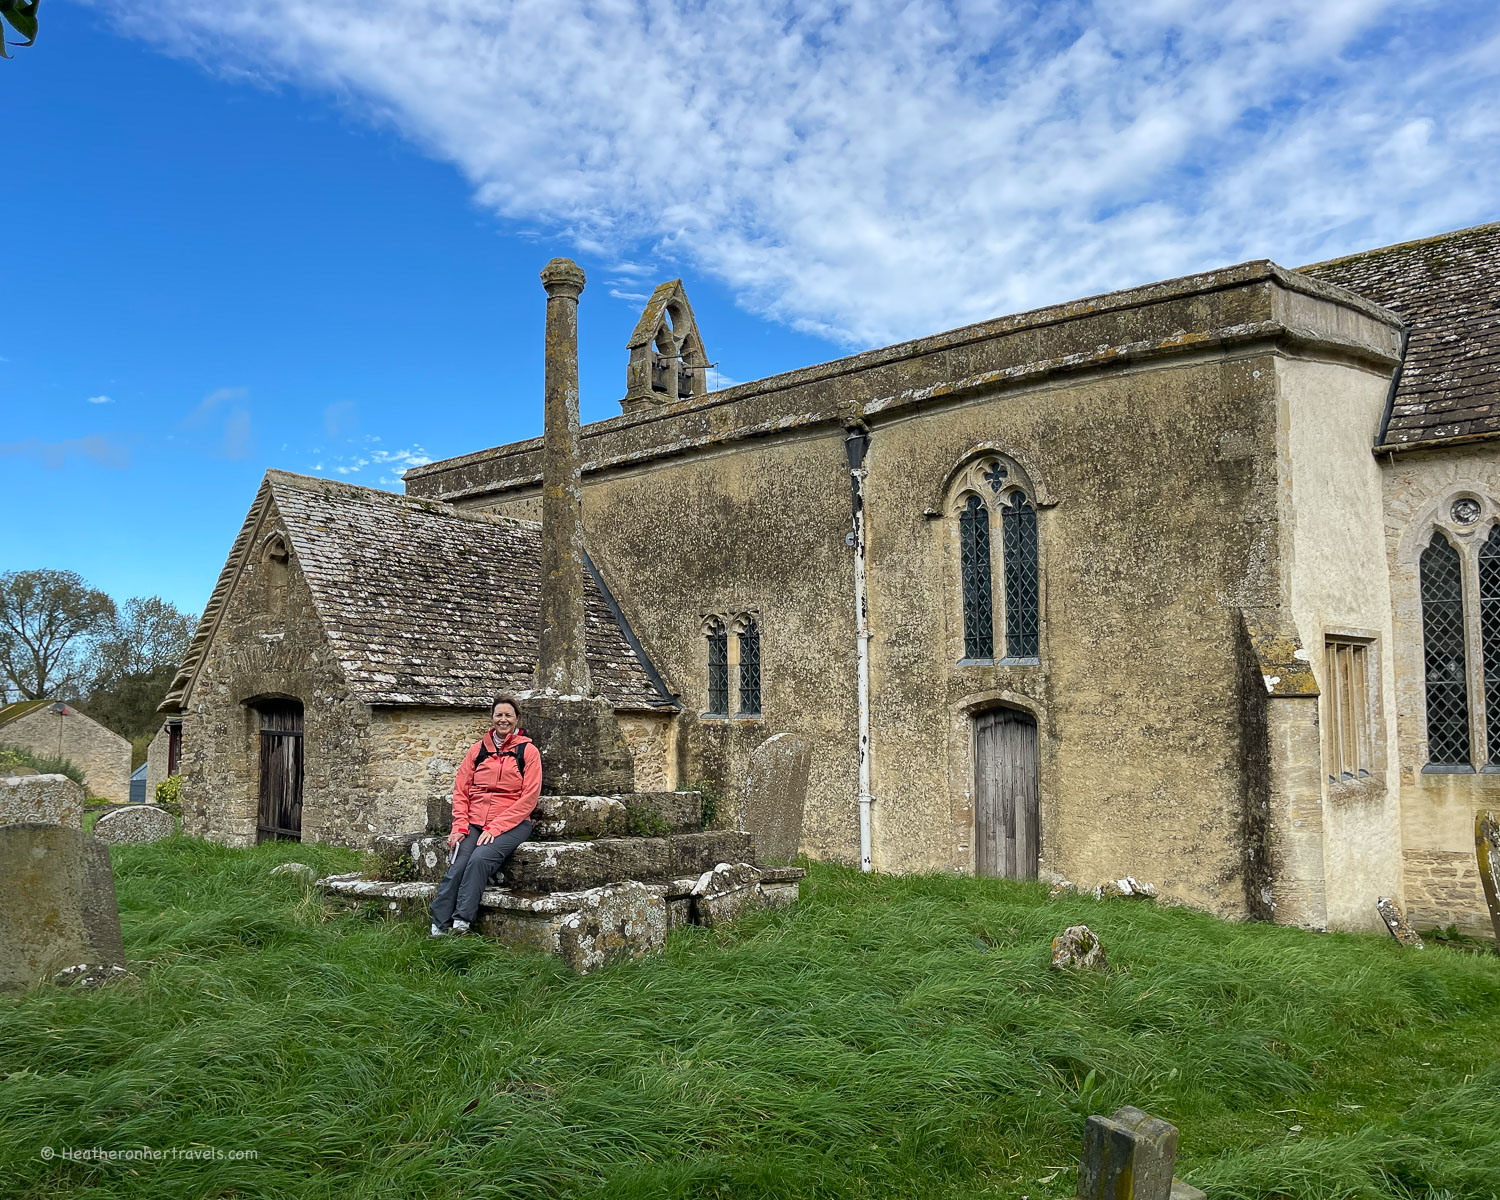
left=144, top=721, right=173, bottom=800
left=368, top=707, right=488, bottom=835
left=410, top=265, right=1404, bottom=923
left=178, top=497, right=379, bottom=849
left=0, top=705, right=130, bottom=802
left=1278, top=355, right=1403, bottom=932
left=1382, top=440, right=1500, bottom=935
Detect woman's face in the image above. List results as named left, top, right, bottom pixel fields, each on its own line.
left=490, top=704, right=518, bottom=737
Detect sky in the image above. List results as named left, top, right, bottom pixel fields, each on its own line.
left=3, top=0, right=1498, bottom=618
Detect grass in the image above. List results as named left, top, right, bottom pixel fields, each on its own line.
left=2, top=839, right=1498, bottom=1200
left=0, top=744, right=86, bottom=786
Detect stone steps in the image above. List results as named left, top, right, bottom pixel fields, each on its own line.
left=318, top=863, right=807, bottom=973
left=376, top=828, right=754, bottom=892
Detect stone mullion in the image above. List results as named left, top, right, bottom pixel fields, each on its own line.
left=1463, top=545, right=1488, bottom=766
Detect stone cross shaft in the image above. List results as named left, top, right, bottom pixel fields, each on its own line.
left=535, top=257, right=593, bottom=696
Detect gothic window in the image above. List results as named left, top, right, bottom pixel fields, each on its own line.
left=705, top=617, right=729, bottom=716
left=736, top=615, right=762, bottom=716
left=1420, top=531, right=1470, bottom=767
left=1481, top=525, right=1500, bottom=765
left=950, top=454, right=1042, bottom=664
left=960, top=494, right=994, bottom=659
left=1002, top=492, right=1039, bottom=659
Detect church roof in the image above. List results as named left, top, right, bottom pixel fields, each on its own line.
left=0, top=700, right=49, bottom=728
left=161, top=471, right=676, bottom=713
left=1302, top=221, right=1500, bottom=450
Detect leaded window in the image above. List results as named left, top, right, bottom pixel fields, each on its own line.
left=1481, top=525, right=1500, bottom=764
left=960, top=494, right=993, bottom=659
left=737, top=616, right=762, bottom=715
left=1002, top=492, right=1039, bottom=658
left=706, top=618, right=729, bottom=716
left=1420, top=531, right=1470, bottom=766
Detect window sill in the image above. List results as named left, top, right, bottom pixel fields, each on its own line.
left=700, top=713, right=764, bottom=723
left=1326, top=772, right=1386, bottom=806
left=1421, top=763, right=1476, bottom=774
left=957, top=657, right=1041, bottom=668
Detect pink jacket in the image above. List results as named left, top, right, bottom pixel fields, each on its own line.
left=450, top=729, right=542, bottom=837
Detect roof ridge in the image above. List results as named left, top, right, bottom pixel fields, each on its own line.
left=1299, top=220, right=1500, bottom=272
left=0, top=699, right=50, bottom=728
left=267, top=469, right=540, bottom=530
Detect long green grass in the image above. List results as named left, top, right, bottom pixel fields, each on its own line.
left=2, top=836, right=1497, bottom=1200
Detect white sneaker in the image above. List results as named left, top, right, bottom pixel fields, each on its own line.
left=451, top=919, right=471, bottom=936
left=428, top=922, right=447, bottom=938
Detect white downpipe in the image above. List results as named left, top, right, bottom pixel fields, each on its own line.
left=846, top=427, right=874, bottom=872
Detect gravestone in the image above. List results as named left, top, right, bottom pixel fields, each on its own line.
left=94, top=804, right=175, bottom=845
left=0, top=823, right=126, bottom=991
left=1050, top=924, right=1108, bottom=971
left=1075, top=1106, right=1205, bottom=1200
left=740, top=733, right=812, bottom=864
left=1, top=773, right=84, bottom=829
left=1376, top=896, right=1424, bottom=949
left=1476, top=811, right=1500, bottom=945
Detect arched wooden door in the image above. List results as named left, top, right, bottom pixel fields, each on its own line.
left=973, top=707, right=1039, bottom=878
left=255, top=700, right=304, bottom=843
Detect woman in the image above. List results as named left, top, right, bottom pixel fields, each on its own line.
left=428, top=694, right=541, bottom=937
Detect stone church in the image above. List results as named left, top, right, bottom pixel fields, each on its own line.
left=159, top=221, right=1500, bottom=937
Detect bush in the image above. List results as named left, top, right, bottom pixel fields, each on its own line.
left=155, top=775, right=183, bottom=806
left=0, top=744, right=86, bottom=786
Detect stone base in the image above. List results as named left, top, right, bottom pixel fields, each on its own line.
left=376, top=827, right=755, bottom=891
left=317, top=861, right=804, bottom=974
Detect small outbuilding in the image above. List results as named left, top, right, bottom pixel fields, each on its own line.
left=0, top=700, right=131, bottom=802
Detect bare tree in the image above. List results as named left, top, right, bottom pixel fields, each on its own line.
left=0, top=569, right=116, bottom=700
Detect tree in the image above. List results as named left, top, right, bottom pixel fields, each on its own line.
left=85, top=597, right=199, bottom=743
left=0, top=1, right=38, bottom=59
left=0, top=569, right=115, bottom=701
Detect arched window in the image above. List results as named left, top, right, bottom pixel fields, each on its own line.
left=736, top=615, right=762, bottom=715
left=1420, top=531, right=1470, bottom=766
left=705, top=617, right=729, bottom=716
left=1002, top=492, right=1039, bottom=658
left=959, top=494, right=993, bottom=660
left=1480, top=524, right=1500, bottom=764
left=948, top=454, right=1042, bottom=664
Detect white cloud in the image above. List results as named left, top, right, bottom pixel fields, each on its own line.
left=313, top=439, right=432, bottom=487
left=0, top=435, right=130, bottom=470
left=86, top=394, right=114, bottom=405
left=99, top=1, right=1500, bottom=347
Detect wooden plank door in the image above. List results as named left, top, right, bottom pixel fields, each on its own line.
left=973, top=707, right=1039, bottom=878
left=256, top=701, right=304, bottom=843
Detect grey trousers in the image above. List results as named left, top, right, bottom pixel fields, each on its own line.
left=428, top=820, right=533, bottom=927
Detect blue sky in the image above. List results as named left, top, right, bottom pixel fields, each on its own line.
left=3, top=1, right=1498, bottom=618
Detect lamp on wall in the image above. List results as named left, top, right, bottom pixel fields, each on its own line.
left=50, top=701, right=69, bottom=759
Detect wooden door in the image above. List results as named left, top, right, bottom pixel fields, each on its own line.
left=973, top=707, right=1039, bottom=878
left=256, top=701, right=304, bottom=842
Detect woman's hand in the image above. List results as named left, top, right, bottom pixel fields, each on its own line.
left=476, top=830, right=495, bottom=846
left=446, top=829, right=464, bottom=852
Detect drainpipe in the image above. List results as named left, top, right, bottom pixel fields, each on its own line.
left=845, top=425, right=874, bottom=872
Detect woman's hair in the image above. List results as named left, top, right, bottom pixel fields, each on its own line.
left=491, top=693, right=521, bottom=719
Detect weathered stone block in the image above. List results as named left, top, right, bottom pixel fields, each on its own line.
left=1050, top=924, right=1107, bottom=971
left=503, top=836, right=672, bottom=892
left=0, top=823, right=126, bottom=992
left=690, top=862, right=766, bottom=927
left=669, top=830, right=757, bottom=877
left=621, top=791, right=703, bottom=836
left=1076, top=1106, right=1179, bottom=1200
left=517, top=694, right=635, bottom=795
left=93, top=804, right=176, bottom=845
left=1, top=773, right=84, bottom=829
left=533, top=794, right=629, bottom=839
left=1477, top=811, right=1500, bottom=945
left=741, top=733, right=812, bottom=864
left=1376, top=896, right=1424, bottom=948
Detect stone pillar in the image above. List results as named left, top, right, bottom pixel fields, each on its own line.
left=536, top=256, right=592, bottom=696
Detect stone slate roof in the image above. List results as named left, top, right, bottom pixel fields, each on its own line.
left=162, top=471, right=675, bottom=713
left=1302, top=222, right=1500, bottom=449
